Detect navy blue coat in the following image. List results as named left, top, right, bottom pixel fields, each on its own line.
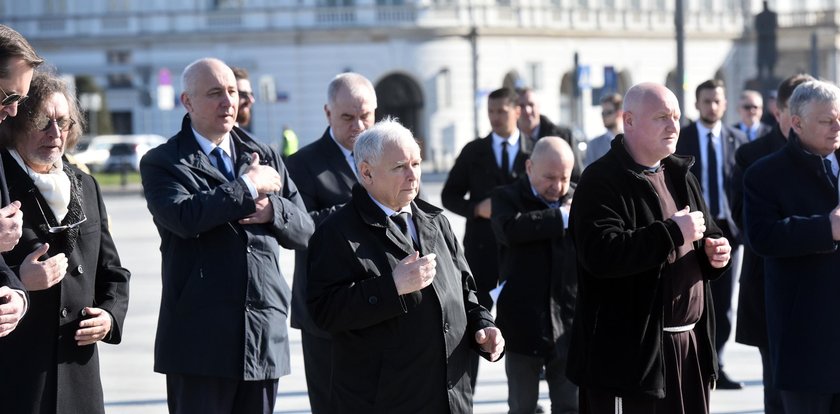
left=141, top=115, right=313, bottom=380
left=743, top=132, right=840, bottom=393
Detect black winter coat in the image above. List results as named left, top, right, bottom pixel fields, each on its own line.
left=307, top=184, right=497, bottom=413
left=490, top=177, right=577, bottom=356
left=0, top=151, right=130, bottom=414
left=567, top=135, right=726, bottom=399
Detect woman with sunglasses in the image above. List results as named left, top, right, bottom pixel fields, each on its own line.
left=0, top=71, right=130, bottom=414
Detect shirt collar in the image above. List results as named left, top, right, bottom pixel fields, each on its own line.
left=368, top=195, right=412, bottom=218
left=696, top=121, right=722, bottom=139
left=492, top=130, right=521, bottom=148
left=193, top=128, right=233, bottom=157
left=329, top=128, right=353, bottom=158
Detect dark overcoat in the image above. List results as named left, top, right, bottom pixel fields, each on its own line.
left=285, top=128, right=356, bottom=336
left=0, top=150, right=130, bottom=414
left=140, top=115, right=313, bottom=380
left=567, top=135, right=726, bottom=399
left=743, top=132, right=840, bottom=392
left=730, top=125, right=786, bottom=347
left=490, top=176, right=577, bottom=356
left=0, top=149, right=26, bottom=295
left=307, top=184, right=498, bottom=413
left=441, top=133, right=530, bottom=306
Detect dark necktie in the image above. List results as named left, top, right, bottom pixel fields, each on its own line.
left=707, top=132, right=720, bottom=218
left=391, top=212, right=416, bottom=248
left=211, top=147, right=235, bottom=182
left=824, top=158, right=837, bottom=188
left=500, top=141, right=510, bottom=180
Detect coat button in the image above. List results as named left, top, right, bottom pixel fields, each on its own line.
left=368, top=296, right=378, bottom=305
left=443, top=322, right=450, bottom=333
left=76, top=265, right=84, bottom=274
left=60, top=307, right=69, bottom=318
left=447, top=380, right=454, bottom=389
left=246, top=246, right=253, bottom=253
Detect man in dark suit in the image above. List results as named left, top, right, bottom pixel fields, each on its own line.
left=734, top=89, right=772, bottom=141
left=675, top=79, right=748, bottom=390
left=730, top=73, right=813, bottom=414
left=517, top=87, right=582, bottom=182
left=743, top=79, right=840, bottom=413
left=307, top=118, right=504, bottom=413
left=491, top=137, right=578, bottom=414
left=286, top=72, right=377, bottom=413
left=442, top=87, right=530, bottom=310
left=140, top=58, right=314, bottom=414
left=0, top=24, right=43, bottom=337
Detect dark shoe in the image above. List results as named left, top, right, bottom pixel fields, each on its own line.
left=715, top=370, right=744, bottom=390
left=535, top=404, right=545, bottom=413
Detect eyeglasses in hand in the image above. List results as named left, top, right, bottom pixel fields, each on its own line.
left=31, top=191, right=87, bottom=233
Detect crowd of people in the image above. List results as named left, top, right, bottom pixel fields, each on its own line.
left=2, top=21, right=840, bottom=414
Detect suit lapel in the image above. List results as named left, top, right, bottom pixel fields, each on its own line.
left=412, top=204, right=438, bottom=256
left=319, top=131, right=358, bottom=193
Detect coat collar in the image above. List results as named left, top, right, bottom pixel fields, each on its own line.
left=784, top=130, right=840, bottom=192
left=175, top=114, right=272, bottom=183
left=317, top=128, right=358, bottom=192
left=351, top=183, right=442, bottom=255
left=610, top=134, right=694, bottom=177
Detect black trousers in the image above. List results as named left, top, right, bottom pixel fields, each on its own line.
left=759, top=345, right=785, bottom=414
left=711, top=220, right=738, bottom=366
left=301, top=329, right=333, bottom=414
left=505, top=350, right=577, bottom=414
left=780, top=390, right=840, bottom=413
left=166, top=373, right=278, bottom=414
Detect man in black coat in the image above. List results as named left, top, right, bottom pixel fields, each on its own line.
left=730, top=73, right=812, bottom=414
left=140, top=58, right=314, bottom=414
left=675, top=79, right=748, bottom=390
left=568, top=83, right=731, bottom=413
left=0, top=24, right=43, bottom=337
left=441, top=87, right=530, bottom=310
left=491, top=137, right=578, bottom=414
left=307, top=118, right=504, bottom=413
left=743, top=79, right=840, bottom=413
left=517, top=87, right=582, bottom=182
left=285, top=72, right=377, bottom=413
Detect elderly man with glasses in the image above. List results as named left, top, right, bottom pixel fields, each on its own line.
left=0, top=70, right=131, bottom=414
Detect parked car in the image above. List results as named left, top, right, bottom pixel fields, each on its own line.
left=72, top=134, right=167, bottom=172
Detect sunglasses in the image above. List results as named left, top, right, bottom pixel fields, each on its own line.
left=0, top=84, right=28, bottom=107
left=601, top=110, right=616, bottom=117
left=741, top=105, right=761, bottom=111
left=34, top=117, right=75, bottom=133
left=238, top=91, right=254, bottom=101
left=31, top=192, right=87, bottom=233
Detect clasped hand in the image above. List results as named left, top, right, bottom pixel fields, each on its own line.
left=392, top=252, right=437, bottom=295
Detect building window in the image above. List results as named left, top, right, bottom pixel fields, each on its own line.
left=45, top=0, right=68, bottom=13
left=527, top=62, right=543, bottom=91
left=108, top=0, right=131, bottom=11
left=436, top=68, right=451, bottom=109
left=107, top=50, right=134, bottom=88
left=317, top=0, right=355, bottom=6
left=213, top=0, right=245, bottom=8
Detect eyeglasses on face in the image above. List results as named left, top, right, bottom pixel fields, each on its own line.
left=31, top=191, right=87, bottom=233
left=0, top=84, right=28, bottom=107
left=601, top=110, right=616, bottom=117
left=741, top=105, right=761, bottom=111
left=238, top=91, right=254, bottom=101
left=34, top=117, right=76, bottom=133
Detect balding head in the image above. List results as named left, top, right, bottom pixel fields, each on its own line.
left=622, top=82, right=681, bottom=167
left=180, top=58, right=238, bottom=143
left=527, top=136, right=575, bottom=202
left=325, top=72, right=378, bottom=151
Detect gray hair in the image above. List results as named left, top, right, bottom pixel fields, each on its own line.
left=788, top=80, right=840, bottom=118
left=181, top=57, right=228, bottom=96
left=327, top=72, right=376, bottom=108
left=739, top=89, right=763, bottom=104
left=353, top=116, right=416, bottom=170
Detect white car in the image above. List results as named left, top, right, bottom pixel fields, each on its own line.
left=72, top=134, right=167, bottom=172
